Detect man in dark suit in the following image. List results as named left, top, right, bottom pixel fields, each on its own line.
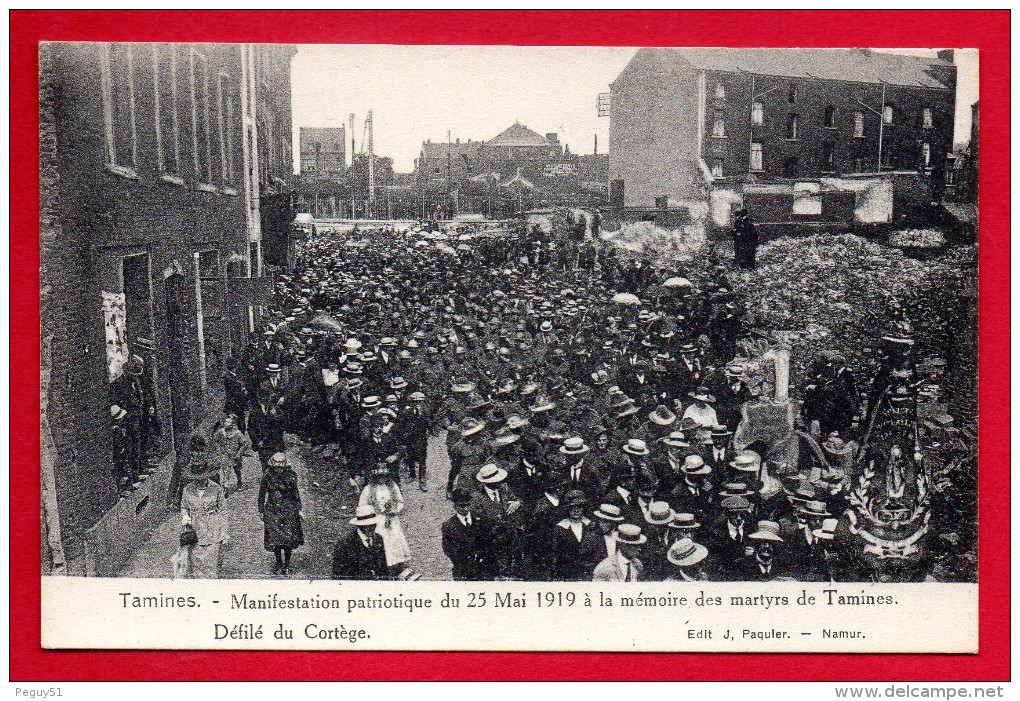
left=506, top=436, right=547, bottom=511
left=397, top=391, right=431, bottom=491
left=700, top=425, right=737, bottom=481
left=713, top=366, right=752, bottom=432
left=441, top=488, right=496, bottom=581
left=549, top=490, right=604, bottom=581
left=331, top=506, right=388, bottom=580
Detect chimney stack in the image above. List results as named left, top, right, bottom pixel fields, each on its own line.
left=936, top=49, right=955, bottom=64
left=546, top=133, right=559, bottom=144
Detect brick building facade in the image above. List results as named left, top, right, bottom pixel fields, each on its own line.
left=414, top=123, right=604, bottom=218
left=609, top=48, right=957, bottom=229
left=298, top=126, right=346, bottom=176
left=40, top=42, right=294, bottom=576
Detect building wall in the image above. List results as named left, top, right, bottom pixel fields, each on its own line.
left=608, top=50, right=704, bottom=209
left=701, top=70, right=956, bottom=181
left=299, top=126, right=346, bottom=176
left=40, top=42, right=288, bottom=575
left=609, top=50, right=956, bottom=223
left=254, top=45, right=297, bottom=269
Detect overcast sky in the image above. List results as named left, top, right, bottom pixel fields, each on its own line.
left=291, top=46, right=978, bottom=173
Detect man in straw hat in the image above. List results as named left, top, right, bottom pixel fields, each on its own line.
left=331, top=505, right=388, bottom=580
left=447, top=416, right=488, bottom=497
left=594, top=502, right=625, bottom=561
left=736, top=520, right=789, bottom=581
left=397, top=390, right=431, bottom=492
left=559, top=436, right=603, bottom=500
left=592, top=523, right=646, bottom=582
left=664, top=536, right=711, bottom=582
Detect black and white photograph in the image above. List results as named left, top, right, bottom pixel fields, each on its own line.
left=40, top=43, right=979, bottom=587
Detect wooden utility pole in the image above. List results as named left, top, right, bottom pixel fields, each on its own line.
left=348, top=112, right=355, bottom=217
left=366, top=110, right=376, bottom=218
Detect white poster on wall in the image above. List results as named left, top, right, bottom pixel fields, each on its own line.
left=102, top=290, right=128, bottom=381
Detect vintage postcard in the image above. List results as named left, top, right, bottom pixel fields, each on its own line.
left=38, top=39, right=980, bottom=654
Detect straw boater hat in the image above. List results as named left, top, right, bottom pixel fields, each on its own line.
left=688, top=386, right=715, bottom=403
left=349, top=505, right=379, bottom=527
left=616, top=401, right=639, bottom=419
left=594, top=503, right=625, bottom=522
left=267, top=452, right=288, bottom=468
left=409, top=391, right=426, bottom=402
left=361, top=395, right=382, bottom=409
left=645, top=501, right=675, bottom=526
left=459, top=417, right=487, bottom=437
left=345, top=378, right=363, bottom=390
left=529, top=395, right=557, bottom=413
left=813, top=518, right=839, bottom=541
left=476, top=463, right=508, bottom=484
left=719, top=481, right=753, bottom=498
left=668, top=512, right=701, bottom=531
left=730, top=451, right=761, bottom=473
left=451, top=379, right=476, bottom=393
left=615, top=524, right=647, bottom=546
left=649, top=405, right=677, bottom=426
left=560, top=437, right=590, bottom=455
left=389, top=377, right=408, bottom=390
left=798, top=500, right=832, bottom=518
left=506, top=415, right=530, bottom=431
left=110, top=404, right=127, bottom=421
left=749, top=520, right=784, bottom=542
left=720, top=495, right=753, bottom=512
left=344, top=338, right=363, bottom=352
left=711, top=424, right=733, bottom=439
left=662, top=431, right=690, bottom=448
left=682, top=454, right=711, bottom=476
left=622, top=438, right=650, bottom=456
left=490, top=432, right=520, bottom=449
left=667, top=537, right=709, bottom=567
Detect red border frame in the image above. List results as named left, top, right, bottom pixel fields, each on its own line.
left=10, top=10, right=1009, bottom=681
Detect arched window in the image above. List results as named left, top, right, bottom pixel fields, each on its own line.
left=853, top=111, right=865, bottom=137
left=883, top=105, right=894, bottom=124
left=714, top=82, right=726, bottom=99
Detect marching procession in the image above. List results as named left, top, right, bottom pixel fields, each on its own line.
left=160, top=207, right=957, bottom=585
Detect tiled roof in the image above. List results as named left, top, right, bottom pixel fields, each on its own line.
left=641, top=48, right=954, bottom=90
left=487, top=123, right=551, bottom=147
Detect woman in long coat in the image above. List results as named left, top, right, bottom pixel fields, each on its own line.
left=258, top=452, right=304, bottom=575
left=179, top=458, right=229, bottom=578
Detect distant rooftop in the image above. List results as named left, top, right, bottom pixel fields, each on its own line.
left=627, top=48, right=955, bottom=90
left=487, top=122, right=552, bottom=147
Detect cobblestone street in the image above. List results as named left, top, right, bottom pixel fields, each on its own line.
left=119, top=434, right=454, bottom=580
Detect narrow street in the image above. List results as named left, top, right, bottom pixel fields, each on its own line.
left=119, top=433, right=455, bottom=580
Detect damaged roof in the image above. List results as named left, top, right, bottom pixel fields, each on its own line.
left=632, top=48, right=955, bottom=90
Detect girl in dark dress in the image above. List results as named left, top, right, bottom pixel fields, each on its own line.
left=258, top=452, right=304, bottom=575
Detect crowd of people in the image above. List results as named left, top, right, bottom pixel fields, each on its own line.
left=174, top=211, right=872, bottom=582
